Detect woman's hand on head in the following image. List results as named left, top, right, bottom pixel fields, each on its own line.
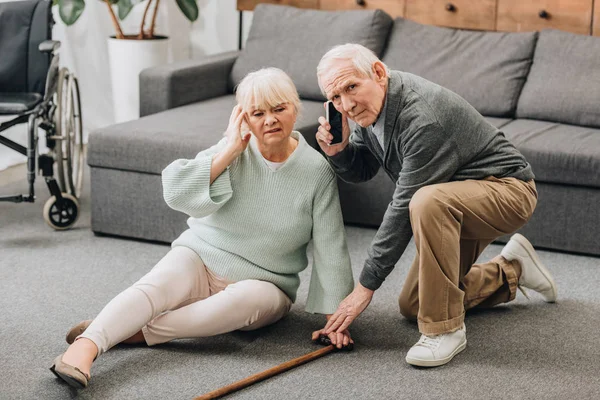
left=224, top=105, right=252, bottom=158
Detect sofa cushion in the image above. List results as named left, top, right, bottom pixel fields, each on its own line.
left=516, top=30, right=600, bottom=128
left=501, top=119, right=600, bottom=188
left=87, top=95, right=325, bottom=174
left=485, top=117, right=513, bottom=129
left=230, top=4, right=393, bottom=101
left=382, top=18, right=537, bottom=117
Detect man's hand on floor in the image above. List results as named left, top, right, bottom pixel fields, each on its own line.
left=324, top=284, right=374, bottom=335
left=311, top=328, right=353, bottom=349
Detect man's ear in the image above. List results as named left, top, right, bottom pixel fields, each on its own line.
left=372, top=61, right=387, bottom=82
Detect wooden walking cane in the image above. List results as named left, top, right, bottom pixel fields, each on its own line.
left=194, top=335, right=354, bottom=400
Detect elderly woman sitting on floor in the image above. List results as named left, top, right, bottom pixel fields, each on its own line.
left=50, top=68, right=354, bottom=389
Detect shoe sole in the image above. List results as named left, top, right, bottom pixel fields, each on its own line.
left=510, top=234, right=558, bottom=303
left=50, top=365, right=87, bottom=389
left=405, top=339, right=467, bottom=367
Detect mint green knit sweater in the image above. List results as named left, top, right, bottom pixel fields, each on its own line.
left=162, top=131, right=354, bottom=314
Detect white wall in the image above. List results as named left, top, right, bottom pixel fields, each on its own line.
left=190, top=0, right=253, bottom=57
left=1, top=0, right=252, bottom=171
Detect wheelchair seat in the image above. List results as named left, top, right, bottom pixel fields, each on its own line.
left=0, top=92, right=43, bottom=115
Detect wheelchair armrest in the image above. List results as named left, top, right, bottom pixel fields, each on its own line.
left=39, top=40, right=61, bottom=54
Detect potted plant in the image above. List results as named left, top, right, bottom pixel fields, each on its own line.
left=55, top=0, right=199, bottom=122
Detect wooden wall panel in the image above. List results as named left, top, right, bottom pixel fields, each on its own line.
left=237, top=0, right=318, bottom=11
left=237, top=0, right=598, bottom=36
left=404, top=0, right=496, bottom=30
left=593, top=0, right=600, bottom=36
left=497, top=0, right=593, bottom=35
left=319, top=0, right=405, bottom=18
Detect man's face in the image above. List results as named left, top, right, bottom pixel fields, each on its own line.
left=320, top=59, right=387, bottom=127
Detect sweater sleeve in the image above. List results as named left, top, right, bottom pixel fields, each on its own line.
left=359, top=123, right=460, bottom=290
left=305, top=172, right=355, bottom=314
left=327, top=126, right=381, bottom=183
left=161, top=138, right=234, bottom=218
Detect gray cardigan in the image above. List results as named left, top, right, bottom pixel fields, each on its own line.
left=328, top=71, right=534, bottom=291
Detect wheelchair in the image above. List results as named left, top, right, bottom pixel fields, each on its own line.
left=0, top=0, right=84, bottom=230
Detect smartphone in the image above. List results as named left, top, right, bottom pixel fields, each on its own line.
left=326, top=101, right=343, bottom=145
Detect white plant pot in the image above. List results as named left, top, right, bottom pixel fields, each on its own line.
left=107, top=36, right=170, bottom=123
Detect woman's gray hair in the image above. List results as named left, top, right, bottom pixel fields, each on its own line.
left=235, top=67, right=301, bottom=116
left=317, top=43, right=389, bottom=95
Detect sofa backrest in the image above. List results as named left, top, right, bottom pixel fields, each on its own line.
left=229, top=4, right=393, bottom=101
left=381, top=18, right=538, bottom=118
left=516, top=29, right=600, bottom=129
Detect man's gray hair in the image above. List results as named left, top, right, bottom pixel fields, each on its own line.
left=317, top=43, right=389, bottom=96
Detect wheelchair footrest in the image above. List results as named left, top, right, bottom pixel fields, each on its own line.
left=0, top=194, right=34, bottom=203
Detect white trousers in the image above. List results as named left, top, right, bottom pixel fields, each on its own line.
left=79, top=247, right=292, bottom=355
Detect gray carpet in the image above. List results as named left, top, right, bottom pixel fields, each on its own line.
left=1, top=167, right=599, bottom=400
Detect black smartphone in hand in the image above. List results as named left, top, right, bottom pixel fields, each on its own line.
left=326, top=101, right=343, bottom=145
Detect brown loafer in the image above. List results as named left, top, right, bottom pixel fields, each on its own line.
left=49, top=354, right=90, bottom=388
left=66, top=320, right=93, bottom=344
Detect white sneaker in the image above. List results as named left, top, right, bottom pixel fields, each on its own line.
left=500, top=233, right=557, bottom=302
left=405, top=324, right=467, bottom=367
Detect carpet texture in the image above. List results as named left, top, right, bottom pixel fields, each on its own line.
left=1, top=167, right=599, bottom=399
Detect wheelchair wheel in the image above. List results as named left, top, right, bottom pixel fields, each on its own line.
left=43, top=193, right=79, bottom=230
left=54, top=68, right=84, bottom=199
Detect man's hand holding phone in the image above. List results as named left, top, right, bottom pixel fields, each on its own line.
left=316, top=101, right=350, bottom=157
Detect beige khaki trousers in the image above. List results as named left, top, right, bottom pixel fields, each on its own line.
left=398, top=177, right=537, bottom=335
left=79, top=247, right=292, bottom=355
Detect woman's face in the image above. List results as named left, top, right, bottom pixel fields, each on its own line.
left=245, top=102, right=297, bottom=146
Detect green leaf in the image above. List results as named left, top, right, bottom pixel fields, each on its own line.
left=117, top=0, right=145, bottom=19
left=58, top=0, right=85, bottom=26
left=176, top=0, right=198, bottom=22
left=117, top=0, right=134, bottom=20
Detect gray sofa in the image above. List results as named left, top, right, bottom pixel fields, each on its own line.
left=88, top=4, right=600, bottom=256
